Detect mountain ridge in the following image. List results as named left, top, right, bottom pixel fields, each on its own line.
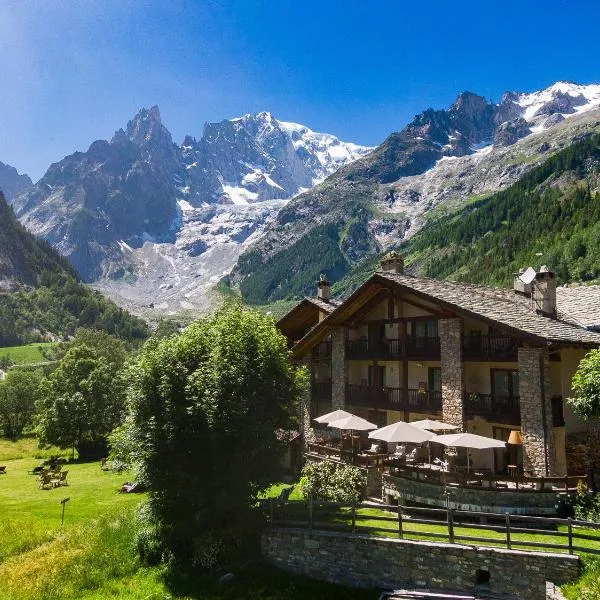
left=232, top=81, right=600, bottom=304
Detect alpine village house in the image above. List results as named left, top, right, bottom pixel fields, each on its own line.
left=277, top=253, right=600, bottom=490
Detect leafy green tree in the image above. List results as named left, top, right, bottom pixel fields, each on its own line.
left=126, top=305, right=305, bottom=571
left=568, top=349, right=600, bottom=420
left=0, top=368, right=43, bottom=438
left=36, top=344, right=125, bottom=457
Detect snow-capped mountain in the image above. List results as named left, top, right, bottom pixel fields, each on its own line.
left=181, top=111, right=370, bottom=206
left=232, top=81, right=600, bottom=303
left=10, top=108, right=371, bottom=313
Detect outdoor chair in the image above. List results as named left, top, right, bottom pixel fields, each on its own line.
left=0, top=465, right=6, bottom=474
left=39, top=473, right=52, bottom=490
left=53, top=471, right=68, bottom=487
left=28, top=465, right=44, bottom=475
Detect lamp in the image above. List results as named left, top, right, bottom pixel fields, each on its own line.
left=507, top=430, right=523, bottom=445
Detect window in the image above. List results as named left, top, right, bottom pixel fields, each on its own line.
left=414, top=319, right=438, bottom=338
left=428, top=367, right=441, bottom=392
left=491, top=369, right=519, bottom=398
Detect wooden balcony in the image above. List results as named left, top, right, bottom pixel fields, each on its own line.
left=346, top=383, right=442, bottom=413
left=346, top=336, right=440, bottom=361
left=462, top=335, right=518, bottom=361
left=464, top=392, right=520, bottom=425
left=312, top=341, right=332, bottom=360
left=312, top=380, right=332, bottom=400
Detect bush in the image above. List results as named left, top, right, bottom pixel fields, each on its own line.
left=557, top=488, right=600, bottom=522
left=299, top=461, right=366, bottom=503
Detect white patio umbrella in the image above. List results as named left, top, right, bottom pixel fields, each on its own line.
left=313, top=409, right=354, bottom=424
left=370, top=421, right=436, bottom=465
left=431, top=432, right=507, bottom=474
left=328, top=415, right=378, bottom=453
left=411, top=419, right=460, bottom=432
left=368, top=421, right=435, bottom=444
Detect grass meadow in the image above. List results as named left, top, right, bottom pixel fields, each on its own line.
left=0, top=343, right=58, bottom=366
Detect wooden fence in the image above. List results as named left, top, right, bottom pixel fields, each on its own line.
left=264, top=499, right=600, bottom=556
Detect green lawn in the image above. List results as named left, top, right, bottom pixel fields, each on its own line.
left=0, top=436, right=70, bottom=462
left=0, top=343, right=58, bottom=365
left=0, top=459, right=376, bottom=600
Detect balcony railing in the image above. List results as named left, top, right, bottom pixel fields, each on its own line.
left=462, top=335, right=518, bottom=361
left=346, top=336, right=440, bottom=360
left=346, top=383, right=442, bottom=413
left=312, top=380, right=332, bottom=400
left=312, top=341, right=332, bottom=359
left=464, top=392, right=520, bottom=425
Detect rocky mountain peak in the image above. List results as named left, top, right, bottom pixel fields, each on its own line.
left=123, top=105, right=170, bottom=147
left=0, top=161, right=33, bottom=201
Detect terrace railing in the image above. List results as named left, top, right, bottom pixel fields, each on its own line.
left=312, top=341, right=332, bottom=359
left=346, top=336, right=440, bottom=360
left=346, top=384, right=442, bottom=413
left=263, top=498, right=600, bottom=556
left=462, top=335, right=519, bottom=361
left=464, top=392, right=521, bottom=425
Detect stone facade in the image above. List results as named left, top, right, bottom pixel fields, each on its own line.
left=439, top=318, right=465, bottom=430
left=518, top=347, right=557, bottom=477
left=331, top=328, right=347, bottom=411
left=262, top=528, right=579, bottom=600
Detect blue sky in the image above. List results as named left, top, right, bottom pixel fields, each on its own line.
left=2, top=0, right=599, bottom=180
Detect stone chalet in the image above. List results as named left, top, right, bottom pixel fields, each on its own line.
left=277, top=254, right=600, bottom=478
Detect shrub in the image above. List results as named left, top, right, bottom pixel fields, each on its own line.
left=299, top=461, right=366, bottom=503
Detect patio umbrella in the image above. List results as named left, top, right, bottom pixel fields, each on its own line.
left=328, top=415, right=378, bottom=453
left=431, top=432, right=507, bottom=474
left=368, top=421, right=435, bottom=444
left=411, top=419, right=460, bottom=432
left=313, top=409, right=354, bottom=424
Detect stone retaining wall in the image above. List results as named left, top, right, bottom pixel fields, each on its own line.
left=383, top=474, right=559, bottom=515
left=262, top=528, right=579, bottom=600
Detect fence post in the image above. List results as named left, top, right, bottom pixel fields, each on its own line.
left=308, top=496, right=313, bottom=532
left=447, top=507, right=455, bottom=544
left=568, top=518, right=573, bottom=555
left=505, top=513, right=511, bottom=549
left=398, top=503, right=404, bottom=539
left=351, top=500, right=357, bottom=533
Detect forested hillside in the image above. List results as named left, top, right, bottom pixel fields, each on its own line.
left=403, top=131, right=600, bottom=286
left=0, top=192, right=149, bottom=346
left=327, top=131, right=600, bottom=297
left=0, top=192, right=75, bottom=287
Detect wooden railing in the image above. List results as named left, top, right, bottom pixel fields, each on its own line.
left=464, top=392, right=521, bottom=425
left=312, top=341, right=332, bottom=359
left=346, top=336, right=440, bottom=360
left=384, top=463, right=587, bottom=493
left=306, top=442, right=388, bottom=468
left=346, top=384, right=442, bottom=413
left=462, top=335, right=518, bottom=360
left=264, top=498, right=600, bottom=556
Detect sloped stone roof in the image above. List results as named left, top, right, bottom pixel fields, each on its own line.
left=304, top=297, right=341, bottom=313
left=377, top=272, right=600, bottom=346
left=556, top=285, right=600, bottom=331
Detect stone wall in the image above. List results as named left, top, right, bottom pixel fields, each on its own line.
left=382, top=474, right=559, bottom=515
left=331, top=328, right=347, bottom=410
left=262, top=528, right=579, bottom=600
left=519, top=348, right=558, bottom=477
left=439, top=318, right=465, bottom=430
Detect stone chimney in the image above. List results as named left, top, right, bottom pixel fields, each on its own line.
left=532, top=266, right=557, bottom=317
left=317, top=274, right=330, bottom=302
left=380, top=251, right=405, bottom=274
